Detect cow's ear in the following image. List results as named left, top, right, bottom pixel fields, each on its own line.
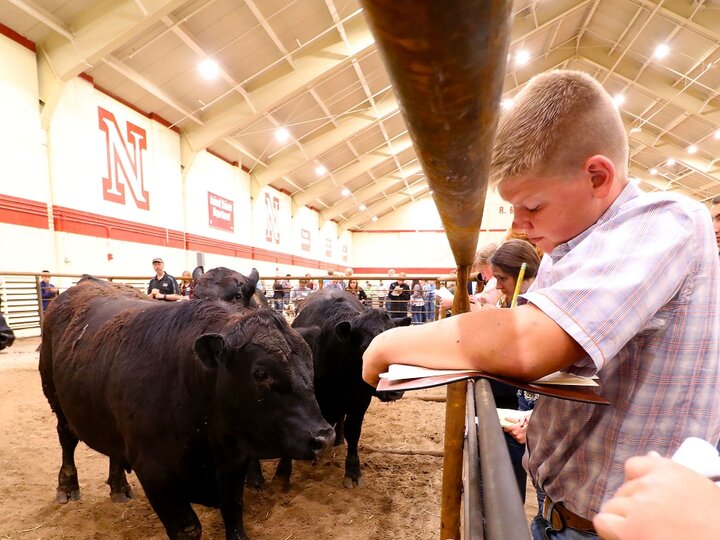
left=240, top=268, right=260, bottom=306
left=194, top=333, right=227, bottom=368
left=334, top=321, right=353, bottom=342
left=295, top=325, right=321, bottom=348
left=191, top=266, right=205, bottom=283
left=395, top=316, right=412, bottom=327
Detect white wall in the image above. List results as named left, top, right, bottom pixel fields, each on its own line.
left=351, top=189, right=514, bottom=272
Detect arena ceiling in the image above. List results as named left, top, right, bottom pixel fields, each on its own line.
left=2, top=0, right=720, bottom=230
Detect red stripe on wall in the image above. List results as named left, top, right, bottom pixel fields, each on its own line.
left=0, top=22, right=35, bottom=53
left=1, top=198, right=462, bottom=272
left=0, top=194, right=48, bottom=229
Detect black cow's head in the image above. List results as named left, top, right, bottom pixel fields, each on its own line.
left=194, top=267, right=263, bottom=307
left=0, top=312, right=15, bottom=351
left=194, top=308, right=333, bottom=460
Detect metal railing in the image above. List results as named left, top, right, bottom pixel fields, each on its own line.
left=464, top=379, right=529, bottom=539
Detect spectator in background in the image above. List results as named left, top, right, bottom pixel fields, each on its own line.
left=40, top=270, right=58, bottom=311
left=423, top=279, right=437, bottom=322
left=346, top=279, right=368, bottom=304
left=409, top=279, right=426, bottom=324
left=364, top=281, right=376, bottom=307
left=179, top=270, right=194, bottom=299
left=147, top=257, right=183, bottom=301
left=272, top=277, right=285, bottom=311
left=711, top=195, right=720, bottom=254
left=290, top=279, right=313, bottom=312
left=305, top=272, right=316, bottom=291
left=386, top=272, right=411, bottom=318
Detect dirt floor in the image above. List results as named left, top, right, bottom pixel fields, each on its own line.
left=0, top=337, right=536, bottom=540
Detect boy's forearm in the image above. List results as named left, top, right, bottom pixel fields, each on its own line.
left=363, top=305, right=585, bottom=386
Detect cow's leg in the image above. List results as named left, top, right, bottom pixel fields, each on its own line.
left=273, top=457, right=293, bottom=491
left=342, top=395, right=372, bottom=488
left=218, top=460, right=250, bottom=540
left=107, top=458, right=134, bottom=502
left=245, top=457, right=266, bottom=491
left=55, top=414, right=81, bottom=503
left=334, top=416, right=345, bottom=446
left=142, top=484, right=202, bottom=539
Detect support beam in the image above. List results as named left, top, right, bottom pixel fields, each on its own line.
left=41, top=0, right=188, bottom=81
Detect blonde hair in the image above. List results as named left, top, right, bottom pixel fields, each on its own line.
left=491, top=70, right=628, bottom=185
left=473, top=242, right=499, bottom=268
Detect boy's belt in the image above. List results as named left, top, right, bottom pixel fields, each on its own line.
left=542, top=498, right=596, bottom=534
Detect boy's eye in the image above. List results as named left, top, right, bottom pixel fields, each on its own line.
left=528, top=205, right=540, bottom=213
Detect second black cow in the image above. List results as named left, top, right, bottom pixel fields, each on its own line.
left=253, top=288, right=411, bottom=489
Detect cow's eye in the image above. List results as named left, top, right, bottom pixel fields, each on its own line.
left=254, top=369, right=268, bottom=381
left=234, top=293, right=244, bottom=300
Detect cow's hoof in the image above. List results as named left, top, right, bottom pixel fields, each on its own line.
left=274, top=476, right=291, bottom=492
left=342, top=476, right=364, bottom=489
left=110, top=489, right=134, bottom=503
left=246, top=477, right=266, bottom=491
left=55, top=489, right=81, bottom=504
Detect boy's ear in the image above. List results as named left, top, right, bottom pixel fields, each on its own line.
left=586, top=155, right=615, bottom=197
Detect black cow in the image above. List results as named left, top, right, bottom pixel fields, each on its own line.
left=39, top=276, right=334, bottom=540
left=0, top=312, right=14, bottom=350
left=253, top=288, right=411, bottom=489
left=194, top=266, right=268, bottom=308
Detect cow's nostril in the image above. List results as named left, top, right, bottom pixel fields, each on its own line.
left=310, top=430, right=334, bottom=457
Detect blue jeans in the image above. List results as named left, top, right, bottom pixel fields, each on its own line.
left=530, top=516, right=598, bottom=540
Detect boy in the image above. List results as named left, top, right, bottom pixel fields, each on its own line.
left=362, top=70, right=720, bottom=539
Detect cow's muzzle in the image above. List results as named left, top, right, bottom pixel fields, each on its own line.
left=309, top=426, right=335, bottom=459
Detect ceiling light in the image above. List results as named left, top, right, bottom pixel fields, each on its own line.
left=687, top=145, right=698, bottom=155
left=371, top=216, right=378, bottom=222
left=666, top=158, right=676, bottom=166
left=359, top=204, right=367, bottom=211
left=501, top=98, right=514, bottom=110
left=198, top=58, right=220, bottom=80
left=650, top=168, right=658, bottom=175
left=515, top=50, right=531, bottom=66
left=275, top=128, right=290, bottom=142
left=653, top=44, right=670, bottom=60
left=314, top=165, right=327, bottom=176
left=715, top=129, right=720, bottom=140
left=630, top=127, right=642, bottom=133
left=341, top=187, right=351, bottom=197
left=612, top=94, right=625, bottom=107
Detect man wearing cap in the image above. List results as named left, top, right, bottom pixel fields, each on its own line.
left=147, top=257, right=182, bottom=301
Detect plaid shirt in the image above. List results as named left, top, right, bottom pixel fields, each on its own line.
left=522, top=181, right=720, bottom=520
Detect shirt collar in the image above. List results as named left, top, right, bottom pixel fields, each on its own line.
left=549, top=180, right=642, bottom=261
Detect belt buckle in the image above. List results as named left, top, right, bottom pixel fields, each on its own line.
left=544, top=500, right=566, bottom=532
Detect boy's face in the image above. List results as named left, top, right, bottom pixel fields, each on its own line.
left=499, top=172, right=602, bottom=254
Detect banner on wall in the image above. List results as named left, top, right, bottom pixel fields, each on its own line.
left=301, top=228, right=311, bottom=252
left=342, top=245, right=347, bottom=262
left=98, top=107, right=149, bottom=210
left=265, top=192, right=280, bottom=244
left=208, top=192, right=234, bottom=232
left=324, top=238, right=332, bottom=258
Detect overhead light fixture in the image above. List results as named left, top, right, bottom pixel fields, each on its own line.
left=358, top=204, right=367, bottom=211
left=371, top=216, right=378, bottom=222
left=314, top=164, right=327, bottom=176
left=612, top=94, right=625, bottom=107
left=198, top=58, right=220, bottom=80
left=630, top=127, right=642, bottom=133
left=653, top=44, right=670, bottom=60
left=666, top=158, right=676, bottom=166
left=275, top=128, right=290, bottom=142
left=501, top=98, right=514, bottom=110
left=687, top=145, right=698, bottom=155
left=515, top=50, right=531, bottom=66
left=650, top=168, right=658, bottom=175
left=341, top=187, right=351, bottom=197
left=715, top=129, right=720, bottom=140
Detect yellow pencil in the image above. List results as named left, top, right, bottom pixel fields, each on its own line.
left=510, top=262, right=527, bottom=308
